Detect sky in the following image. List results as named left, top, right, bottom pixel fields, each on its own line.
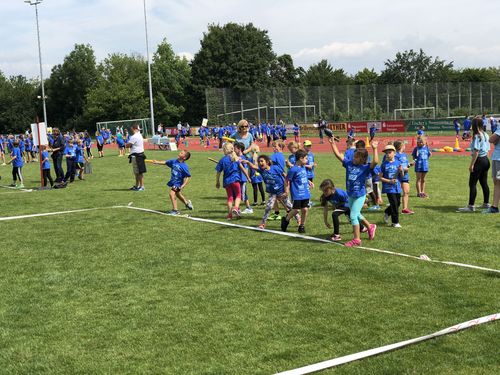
left=1, top=0, right=499, bottom=80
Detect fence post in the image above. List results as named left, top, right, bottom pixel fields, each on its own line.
left=386, top=84, right=390, bottom=118
left=240, top=100, right=244, bottom=120
left=435, top=83, right=439, bottom=115
left=318, top=86, right=322, bottom=119
left=304, top=96, right=307, bottom=123
left=223, top=88, right=227, bottom=123
left=469, top=82, right=472, bottom=113
left=347, top=85, right=350, bottom=118
left=399, top=84, right=402, bottom=109
left=480, top=83, right=483, bottom=112
left=447, top=83, right=450, bottom=117
left=458, top=82, right=461, bottom=109
left=373, top=84, right=377, bottom=116
left=273, top=88, right=277, bottom=124
left=288, top=87, right=292, bottom=119
left=490, top=82, right=493, bottom=113
left=360, top=86, right=364, bottom=119
left=333, top=86, right=336, bottom=119
left=411, top=84, right=415, bottom=118
left=205, top=88, right=210, bottom=123
left=257, top=91, right=261, bottom=124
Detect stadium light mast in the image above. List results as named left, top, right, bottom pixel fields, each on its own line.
left=143, top=0, right=155, bottom=137
left=25, top=0, right=48, bottom=127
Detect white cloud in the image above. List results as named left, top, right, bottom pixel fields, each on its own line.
left=293, top=41, right=391, bottom=60
left=177, top=52, right=194, bottom=61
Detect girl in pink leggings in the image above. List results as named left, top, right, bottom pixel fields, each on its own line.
left=215, top=143, right=250, bottom=220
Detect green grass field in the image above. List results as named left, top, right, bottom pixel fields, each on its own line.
left=0, top=149, right=499, bottom=374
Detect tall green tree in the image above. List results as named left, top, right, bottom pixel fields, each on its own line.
left=301, top=59, right=352, bottom=86
left=269, top=54, right=304, bottom=87
left=0, top=73, right=38, bottom=133
left=353, top=68, right=379, bottom=85
left=152, top=39, right=191, bottom=125
left=45, top=44, right=98, bottom=130
left=85, top=53, right=148, bottom=125
left=379, top=48, right=454, bottom=84
left=454, top=67, right=499, bottom=82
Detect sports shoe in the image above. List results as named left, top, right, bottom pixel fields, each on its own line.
left=344, top=239, right=362, bottom=247
left=167, top=210, right=180, bottom=215
left=481, top=203, right=491, bottom=209
left=130, top=186, right=138, bottom=191
left=242, top=207, right=254, bottom=214
left=457, top=206, right=475, bottom=212
left=298, top=225, right=305, bottom=233
left=258, top=223, right=265, bottom=229
left=482, top=206, right=499, bottom=214
left=9, top=183, right=16, bottom=187
left=401, top=208, right=415, bottom=214
left=16, top=184, right=25, bottom=189
left=368, top=205, right=381, bottom=211
left=360, top=226, right=368, bottom=233
left=1, top=163, right=6, bottom=166
left=227, top=213, right=233, bottom=220
left=383, top=213, right=389, bottom=224
left=367, top=224, right=377, bottom=240
left=280, top=216, right=290, bottom=232
left=269, top=213, right=281, bottom=221
left=185, top=200, right=194, bottom=210
left=136, top=186, right=145, bottom=191
left=232, top=208, right=241, bottom=218
left=252, top=202, right=259, bottom=206
left=330, top=234, right=342, bottom=241
left=392, top=223, right=402, bottom=228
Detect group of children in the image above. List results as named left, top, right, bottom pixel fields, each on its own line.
left=156, top=127, right=432, bottom=247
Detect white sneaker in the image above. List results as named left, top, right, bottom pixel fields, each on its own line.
left=457, top=206, right=475, bottom=212
left=185, top=200, right=194, bottom=210
left=383, top=213, right=389, bottom=224
left=392, top=223, right=402, bottom=228
left=242, top=207, right=254, bottom=214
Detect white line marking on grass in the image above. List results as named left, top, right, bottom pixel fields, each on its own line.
left=275, top=313, right=499, bottom=374
left=120, top=205, right=500, bottom=275
left=0, top=185, right=33, bottom=192
left=0, top=207, right=113, bottom=221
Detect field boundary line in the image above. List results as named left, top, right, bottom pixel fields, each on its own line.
left=0, top=206, right=118, bottom=221
left=275, top=313, right=499, bottom=374
left=121, top=205, right=500, bottom=275
left=0, top=185, right=33, bottom=192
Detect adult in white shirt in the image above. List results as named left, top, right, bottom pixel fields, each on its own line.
left=125, top=124, right=146, bottom=191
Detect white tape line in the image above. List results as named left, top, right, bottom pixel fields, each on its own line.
left=0, top=207, right=112, bottom=221
left=275, top=313, right=499, bottom=375
left=120, top=206, right=500, bottom=274
left=0, top=185, right=33, bottom=192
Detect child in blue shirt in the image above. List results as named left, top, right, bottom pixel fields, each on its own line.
left=320, top=179, right=351, bottom=241
left=63, top=140, right=77, bottom=183
left=40, top=145, right=54, bottom=187
left=95, top=131, right=104, bottom=158
left=293, top=123, right=300, bottom=143
left=234, top=142, right=253, bottom=214
left=7, top=140, right=25, bottom=188
left=153, top=150, right=193, bottom=215
left=75, top=140, right=87, bottom=180
left=243, top=155, right=299, bottom=229
left=281, top=149, right=313, bottom=233
left=412, top=136, right=431, bottom=198
left=367, top=164, right=382, bottom=211
left=286, top=141, right=298, bottom=169
left=394, top=140, right=414, bottom=214
left=380, top=145, right=403, bottom=227
left=215, top=143, right=249, bottom=220
left=270, top=141, right=286, bottom=172
left=329, top=138, right=379, bottom=247
left=369, top=124, right=378, bottom=141
left=303, top=140, right=316, bottom=182
left=248, top=150, right=265, bottom=206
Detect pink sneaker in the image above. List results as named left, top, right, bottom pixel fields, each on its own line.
left=360, top=226, right=368, bottom=233
left=232, top=208, right=241, bottom=218
left=330, top=234, right=342, bottom=241
left=368, top=224, right=377, bottom=240
left=401, top=208, right=414, bottom=215
left=344, top=239, right=362, bottom=247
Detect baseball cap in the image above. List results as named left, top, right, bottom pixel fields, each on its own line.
left=383, top=145, right=396, bottom=152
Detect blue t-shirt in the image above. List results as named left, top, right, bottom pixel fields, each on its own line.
left=463, top=118, right=471, bottom=131
left=41, top=150, right=50, bottom=169
left=64, top=145, right=76, bottom=159
left=491, top=129, right=500, bottom=161
left=166, top=159, right=191, bottom=188
left=288, top=153, right=296, bottom=168
left=306, top=152, right=315, bottom=179
left=258, top=165, right=285, bottom=195
left=271, top=152, right=285, bottom=172
left=326, top=188, right=349, bottom=209
left=412, top=146, right=431, bottom=172
left=12, top=147, right=24, bottom=168
left=293, top=125, right=300, bottom=135
left=250, top=167, right=263, bottom=184
left=343, top=148, right=355, bottom=163
left=381, top=159, right=402, bottom=194
left=96, top=135, right=104, bottom=145
left=75, top=146, right=85, bottom=163
left=371, top=164, right=381, bottom=183
left=287, top=165, right=310, bottom=200
left=215, top=155, right=241, bottom=187
left=470, top=133, right=490, bottom=157
left=396, top=152, right=410, bottom=183
left=369, top=126, right=377, bottom=137
left=342, top=159, right=371, bottom=198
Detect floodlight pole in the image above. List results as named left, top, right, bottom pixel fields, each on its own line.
left=26, top=0, right=48, bottom=127
left=143, top=0, right=155, bottom=137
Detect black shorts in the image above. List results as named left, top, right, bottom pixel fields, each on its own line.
left=97, top=144, right=103, bottom=151
left=76, top=162, right=84, bottom=169
left=171, top=186, right=181, bottom=192
left=293, top=199, right=310, bottom=209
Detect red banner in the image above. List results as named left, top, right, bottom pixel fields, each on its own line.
left=343, top=120, right=406, bottom=133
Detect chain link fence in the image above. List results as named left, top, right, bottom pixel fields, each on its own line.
left=206, top=82, right=500, bottom=125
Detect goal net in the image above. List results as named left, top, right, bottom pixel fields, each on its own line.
left=393, top=107, right=435, bottom=120
left=96, top=118, right=151, bottom=137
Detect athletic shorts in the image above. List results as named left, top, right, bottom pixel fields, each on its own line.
left=76, top=162, right=84, bottom=169
left=171, top=186, right=181, bottom=192
left=492, top=160, right=500, bottom=181
left=292, top=199, right=310, bottom=209
left=97, top=143, right=103, bottom=151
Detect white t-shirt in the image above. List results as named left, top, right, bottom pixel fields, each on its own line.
left=128, top=131, right=144, bottom=154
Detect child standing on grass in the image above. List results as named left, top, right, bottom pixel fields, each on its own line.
left=234, top=142, right=253, bottom=214
left=248, top=147, right=265, bottom=206
left=303, top=140, right=316, bottom=182
left=7, top=140, right=24, bottom=188
left=380, top=145, right=404, bottom=228
left=153, top=150, right=193, bottom=215
left=216, top=143, right=249, bottom=220
left=243, top=155, right=299, bottom=229
left=394, top=140, right=414, bottom=214
left=281, top=149, right=313, bottom=234
left=63, top=140, right=77, bottom=183
left=367, top=164, right=382, bottom=211
left=75, top=140, right=87, bottom=180
left=329, top=138, right=379, bottom=247
left=320, top=179, right=351, bottom=241
left=286, top=141, right=298, bottom=169
left=412, top=136, right=431, bottom=198
left=40, top=145, right=54, bottom=187
left=270, top=140, right=286, bottom=172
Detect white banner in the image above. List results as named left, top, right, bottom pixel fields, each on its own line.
left=31, top=122, right=48, bottom=146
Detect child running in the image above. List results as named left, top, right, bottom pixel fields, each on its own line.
left=380, top=145, right=404, bottom=227
left=320, top=179, right=350, bottom=241
left=243, top=155, right=299, bottom=229
left=281, top=149, right=313, bottom=233
left=329, top=138, right=379, bottom=247
left=412, top=136, right=431, bottom=198
left=152, top=150, right=193, bottom=215
left=215, top=142, right=249, bottom=220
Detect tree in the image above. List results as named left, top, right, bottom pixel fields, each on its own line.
left=455, top=67, right=499, bottom=82
left=353, top=68, right=379, bottom=85
left=189, top=23, right=275, bottom=122
left=269, top=54, right=303, bottom=86
left=45, top=44, right=98, bottom=130
left=0, top=73, right=38, bottom=133
left=152, top=39, right=191, bottom=125
left=379, top=49, right=454, bottom=84
left=85, top=53, right=149, bottom=125
left=301, top=59, right=352, bottom=86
